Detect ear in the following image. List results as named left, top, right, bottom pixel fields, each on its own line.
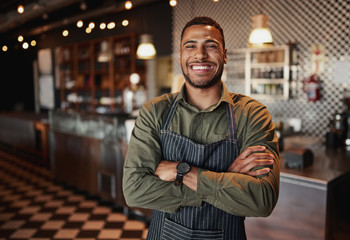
left=223, top=48, right=227, bottom=64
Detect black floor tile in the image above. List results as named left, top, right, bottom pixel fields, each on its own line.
left=21, top=220, right=45, bottom=228
left=103, top=221, right=124, bottom=229
left=76, top=230, right=100, bottom=238
left=0, top=229, right=15, bottom=238
left=63, top=221, right=85, bottom=228
left=32, top=229, right=58, bottom=238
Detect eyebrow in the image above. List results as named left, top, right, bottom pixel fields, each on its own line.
left=182, top=39, right=219, bottom=47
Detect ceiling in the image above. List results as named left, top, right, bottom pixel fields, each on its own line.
left=0, top=0, right=161, bottom=40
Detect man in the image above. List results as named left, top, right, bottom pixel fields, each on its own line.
left=123, top=16, right=279, bottom=240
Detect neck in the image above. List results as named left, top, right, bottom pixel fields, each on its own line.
left=184, top=82, right=222, bottom=110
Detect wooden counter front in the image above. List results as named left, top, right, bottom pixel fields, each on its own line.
left=245, top=136, right=350, bottom=240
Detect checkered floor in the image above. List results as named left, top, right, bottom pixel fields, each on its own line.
left=0, top=150, right=149, bottom=240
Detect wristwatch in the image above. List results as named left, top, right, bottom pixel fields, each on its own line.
left=175, top=162, right=191, bottom=186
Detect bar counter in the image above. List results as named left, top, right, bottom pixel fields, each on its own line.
left=48, top=111, right=350, bottom=239
left=245, top=136, right=350, bottom=240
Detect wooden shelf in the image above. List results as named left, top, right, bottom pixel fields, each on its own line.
left=231, top=44, right=297, bottom=100
left=56, top=33, right=145, bottom=114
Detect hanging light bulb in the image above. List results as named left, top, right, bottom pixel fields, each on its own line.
left=136, top=34, right=156, bottom=59
left=18, top=35, right=24, bottom=42
left=107, top=22, right=115, bottom=29
left=125, top=1, right=132, bottom=10
left=22, top=42, right=29, bottom=49
left=169, top=0, right=177, bottom=7
left=62, top=30, right=69, bottom=37
left=17, top=4, right=24, bottom=14
left=88, top=22, right=95, bottom=29
left=30, top=40, right=37, bottom=47
left=248, top=14, right=273, bottom=47
left=100, top=22, right=106, bottom=30
left=122, top=19, right=129, bottom=26
left=77, top=20, right=83, bottom=28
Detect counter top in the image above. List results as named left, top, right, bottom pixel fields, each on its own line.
left=280, top=135, right=350, bottom=184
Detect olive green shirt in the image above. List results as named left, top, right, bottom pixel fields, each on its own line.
left=123, top=82, right=280, bottom=217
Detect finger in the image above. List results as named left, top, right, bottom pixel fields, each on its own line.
left=239, top=146, right=266, bottom=159
left=248, top=167, right=271, bottom=176
left=238, top=158, right=274, bottom=174
left=249, top=152, right=274, bottom=160
left=237, top=152, right=274, bottom=170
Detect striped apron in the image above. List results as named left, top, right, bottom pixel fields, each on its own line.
left=147, top=98, right=246, bottom=240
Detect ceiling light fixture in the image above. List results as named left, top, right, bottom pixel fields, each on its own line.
left=125, top=1, right=132, bottom=10
left=107, top=22, right=116, bottom=29
left=18, top=35, right=24, bottom=42
left=169, top=0, right=177, bottom=7
left=248, top=0, right=273, bottom=48
left=62, top=30, right=69, bottom=37
left=100, top=22, right=106, bottom=30
left=136, top=34, right=156, bottom=59
left=17, top=4, right=24, bottom=14
left=122, top=20, right=129, bottom=26
left=22, top=42, right=29, bottom=49
left=77, top=20, right=83, bottom=28
left=88, top=22, right=95, bottom=29
left=30, top=40, right=37, bottom=46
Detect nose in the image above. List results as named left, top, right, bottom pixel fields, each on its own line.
left=194, top=46, right=207, bottom=60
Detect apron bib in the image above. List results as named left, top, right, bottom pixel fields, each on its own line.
left=147, top=98, right=246, bottom=240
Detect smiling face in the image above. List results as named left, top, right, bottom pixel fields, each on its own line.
left=180, top=24, right=227, bottom=89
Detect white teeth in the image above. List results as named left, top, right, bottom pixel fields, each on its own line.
left=192, top=65, right=211, bottom=70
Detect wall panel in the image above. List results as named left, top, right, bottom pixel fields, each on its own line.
left=172, top=0, right=350, bottom=137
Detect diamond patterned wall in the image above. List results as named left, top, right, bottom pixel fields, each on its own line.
left=172, top=0, right=350, bottom=137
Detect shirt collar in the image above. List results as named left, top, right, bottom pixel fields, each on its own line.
left=174, top=81, right=234, bottom=111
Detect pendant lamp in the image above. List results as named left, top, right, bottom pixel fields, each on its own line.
left=136, top=34, right=156, bottom=59
left=248, top=1, right=273, bottom=48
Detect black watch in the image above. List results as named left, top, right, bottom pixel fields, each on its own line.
left=175, top=162, right=191, bottom=186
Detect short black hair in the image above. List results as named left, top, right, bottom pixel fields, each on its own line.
left=180, top=16, right=225, bottom=49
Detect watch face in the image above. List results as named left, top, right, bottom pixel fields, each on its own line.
left=177, top=162, right=191, bottom=174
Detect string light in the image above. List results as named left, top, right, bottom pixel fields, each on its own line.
left=107, top=22, right=116, bottom=29
left=22, top=42, right=29, bottom=49
left=2, top=45, right=8, bottom=52
left=30, top=40, right=37, bottom=46
left=18, top=35, right=24, bottom=42
left=122, top=20, right=129, bottom=26
left=125, top=1, right=132, bottom=10
left=17, top=4, right=24, bottom=14
left=77, top=20, right=83, bottom=28
left=100, top=22, right=106, bottom=30
left=88, top=22, right=95, bottom=29
left=62, top=30, right=69, bottom=37
left=85, top=28, right=92, bottom=34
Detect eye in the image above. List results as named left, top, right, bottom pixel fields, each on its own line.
left=206, top=44, right=218, bottom=49
left=185, top=44, right=195, bottom=49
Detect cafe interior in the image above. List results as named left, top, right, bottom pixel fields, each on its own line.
left=0, top=0, right=349, bottom=239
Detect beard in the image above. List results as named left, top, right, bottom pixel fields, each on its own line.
left=181, top=64, right=223, bottom=89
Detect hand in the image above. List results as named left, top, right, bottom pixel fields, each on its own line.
left=154, top=161, right=198, bottom=191
left=154, top=160, right=177, bottom=181
left=227, top=146, right=274, bottom=176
